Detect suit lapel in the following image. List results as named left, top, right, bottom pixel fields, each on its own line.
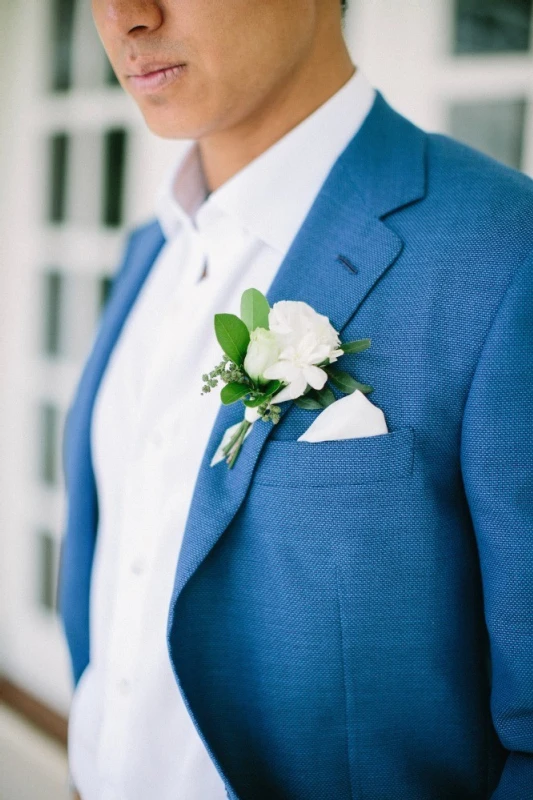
left=64, top=219, right=166, bottom=499
left=170, top=91, right=427, bottom=601
left=61, top=218, right=166, bottom=681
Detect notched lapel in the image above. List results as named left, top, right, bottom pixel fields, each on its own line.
left=61, top=219, right=166, bottom=682
left=169, top=91, right=427, bottom=604
left=64, top=220, right=165, bottom=491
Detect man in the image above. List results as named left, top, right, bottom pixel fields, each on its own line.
left=58, top=1, right=533, bottom=798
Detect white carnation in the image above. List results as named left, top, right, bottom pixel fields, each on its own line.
left=262, top=301, right=343, bottom=402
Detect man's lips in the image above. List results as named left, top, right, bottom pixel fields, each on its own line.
left=127, top=63, right=187, bottom=93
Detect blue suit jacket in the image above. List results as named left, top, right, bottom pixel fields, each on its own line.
left=59, top=91, right=533, bottom=799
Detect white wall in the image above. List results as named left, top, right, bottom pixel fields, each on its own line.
left=347, top=0, right=533, bottom=174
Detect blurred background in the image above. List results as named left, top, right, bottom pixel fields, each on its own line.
left=0, top=0, right=532, bottom=798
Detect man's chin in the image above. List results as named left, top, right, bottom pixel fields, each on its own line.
left=142, top=115, right=191, bottom=140
left=137, top=106, right=201, bottom=140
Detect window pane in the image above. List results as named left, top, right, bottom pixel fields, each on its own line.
left=39, top=403, right=59, bottom=486
left=72, top=0, right=109, bottom=89
left=99, top=275, right=114, bottom=311
left=454, top=0, right=532, bottom=54
left=65, top=274, right=101, bottom=358
left=68, top=131, right=101, bottom=226
left=37, top=531, right=56, bottom=612
left=41, top=272, right=103, bottom=360
left=48, top=133, right=69, bottom=223
left=42, top=270, right=63, bottom=356
left=50, top=0, right=76, bottom=91
left=102, top=129, right=128, bottom=227
left=449, top=99, right=526, bottom=170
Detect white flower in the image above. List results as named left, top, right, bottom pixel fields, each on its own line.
left=243, top=328, right=280, bottom=385
left=268, top=301, right=341, bottom=350
left=262, top=301, right=344, bottom=402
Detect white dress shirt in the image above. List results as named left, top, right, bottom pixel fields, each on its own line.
left=67, top=68, right=375, bottom=800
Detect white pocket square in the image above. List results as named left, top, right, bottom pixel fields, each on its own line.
left=297, top=389, right=388, bottom=443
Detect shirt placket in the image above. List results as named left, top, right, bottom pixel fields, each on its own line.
left=94, top=230, right=208, bottom=794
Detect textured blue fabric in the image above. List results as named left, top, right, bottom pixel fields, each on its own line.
left=59, top=91, right=533, bottom=799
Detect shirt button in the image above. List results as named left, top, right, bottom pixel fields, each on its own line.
left=117, top=677, right=131, bottom=695
left=130, top=557, right=146, bottom=576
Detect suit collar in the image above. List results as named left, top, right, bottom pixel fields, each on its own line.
left=321, top=89, right=427, bottom=219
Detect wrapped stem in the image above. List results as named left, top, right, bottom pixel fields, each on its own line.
left=225, top=420, right=252, bottom=468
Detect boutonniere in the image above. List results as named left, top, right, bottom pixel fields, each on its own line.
left=202, top=289, right=373, bottom=468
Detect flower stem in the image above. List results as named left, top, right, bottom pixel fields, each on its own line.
left=226, top=420, right=252, bottom=468
left=222, top=422, right=247, bottom=457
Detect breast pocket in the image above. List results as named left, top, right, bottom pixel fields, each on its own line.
left=253, top=426, right=415, bottom=487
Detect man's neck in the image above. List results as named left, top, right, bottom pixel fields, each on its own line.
left=197, top=45, right=355, bottom=193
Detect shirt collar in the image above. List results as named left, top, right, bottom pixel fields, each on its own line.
left=155, top=67, right=375, bottom=254
left=154, top=141, right=208, bottom=241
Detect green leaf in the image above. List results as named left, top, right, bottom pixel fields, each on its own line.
left=326, top=369, right=358, bottom=394
left=294, top=395, right=324, bottom=410
left=214, top=314, right=250, bottom=365
left=220, top=382, right=250, bottom=405
left=315, top=386, right=336, bottom=407
left=244, top=395, right=266, bottom=408
left=353, top=381, right=374, bottom=394
left=243, top=380, right=282, bottom=408
left=327, top=368, right=374, bottom=395
left=340, top=338, right=371, bottom=354
left=262, top=380, right=281, bottom=397
left=240, top=288, right=270, bottom=332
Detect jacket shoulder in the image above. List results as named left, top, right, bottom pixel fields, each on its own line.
left=421, top=132, right=533, bottom=258
left=426, top=131, right=533, bottom=211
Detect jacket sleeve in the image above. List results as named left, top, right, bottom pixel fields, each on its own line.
left=460, top=247, right=533, bottom=799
